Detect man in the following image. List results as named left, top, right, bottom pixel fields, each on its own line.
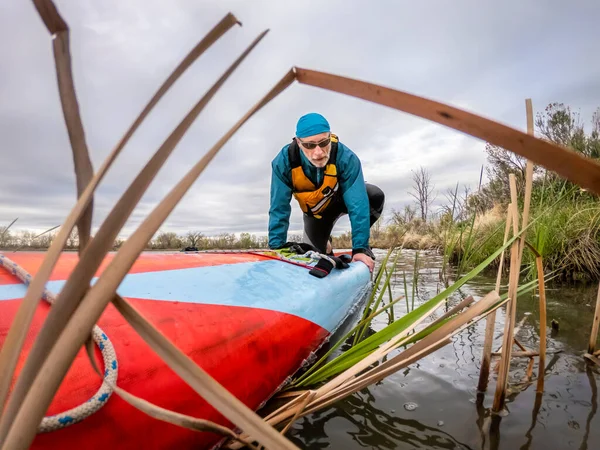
left=268, top=112, right=385, bottom=273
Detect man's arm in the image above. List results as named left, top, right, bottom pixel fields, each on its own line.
left=268, top=152, right=293, bottom=249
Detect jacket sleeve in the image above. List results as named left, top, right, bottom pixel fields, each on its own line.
left=268, top=148, right=293, bottom=249
left=338, top=144, right=371, bottom=250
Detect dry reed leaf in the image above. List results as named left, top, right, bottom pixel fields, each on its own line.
left=344, top=297, right=508, bottom=400
left=263, top=392, right=308, bottom=422
left=261, top=293, right=503, bottom=432
left=50, top=25, right=94, bottom=251
left=493, top=235, right=520, bottom=410
left=584, top=353, right=600, bottom=366
left=427, top=295, right=474, bottom=328
left=11, top=225, right=60, bottom=253
left=535, top=256, right=547, bottom=393
left=280, top=390, right=316, bottom=436
left=478, top=205, right=513, bottom=391
left=258, top=338, right=451, bottom=435
left=301, top=339, right=452, bottom=419
left=294, top=68, right=600, bottom=195
left=1, top=70, right=297, bottom=450
left=83, top=339, right=258, bottom=449
left=493, top=351, right=539, bottom=358
left=331, top=292, right=502, bottom=400
left=32, top=0, right=66, bottom=33
left=261, top=294, right=507, bottom=435
left=513, top=315, right=529, bottom=338
left=518, top=99, right=535, bottom=263
left=272, top=292, right=502, bottom=430
left=588, top=283, right=600, bottom=355
left=0, top=7, right=240, bottom=433
left=1, top=28, right=268, bottom=441
left=524, top=357, right=534, bottom=383
left=108, top=294, right=297, bottom=449
left=513, top=338, right=528, bottom=352
left=311, top=288, right=451, bottom=397
left=292, top=293, right=407, bottom=388
left=273, top=391, right=307, bottom=400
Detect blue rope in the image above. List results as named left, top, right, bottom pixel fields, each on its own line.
left=0, top=253, right=118, bottom=432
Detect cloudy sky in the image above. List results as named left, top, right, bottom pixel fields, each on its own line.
left=2, top=0, right=600, bottom=241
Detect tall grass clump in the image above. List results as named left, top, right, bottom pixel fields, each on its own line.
left=414, top=102, right=600, bottom=283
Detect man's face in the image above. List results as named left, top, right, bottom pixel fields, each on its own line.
left=296, top=132, right=332, bottom=168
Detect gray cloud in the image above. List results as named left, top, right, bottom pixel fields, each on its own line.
left=2, top=0, right=599, bottom=242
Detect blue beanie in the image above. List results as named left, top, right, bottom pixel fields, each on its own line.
left=295, top=113, right=330, bottom=138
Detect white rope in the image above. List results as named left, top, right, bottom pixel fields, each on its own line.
left=0, top=253, right=118, bottom=433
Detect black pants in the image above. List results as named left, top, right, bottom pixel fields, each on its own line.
left=302, top=183, right=385, bottom=253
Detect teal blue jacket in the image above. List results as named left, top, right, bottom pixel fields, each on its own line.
left=268, top=140, right=370, bottom=250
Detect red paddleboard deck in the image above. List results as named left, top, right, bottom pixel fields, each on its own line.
left=0, top=251, right=370, bottom=449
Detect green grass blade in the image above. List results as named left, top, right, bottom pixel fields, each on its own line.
left=412, top=251, right=419, bottom=311
left=355, top=250, right=400, bottom=342
left=291, top=295, right=405, bottom=387
left=297, top=232, right=521, bottom=386
left=354, top=248, right=392, bottom=323
left=403, top=270, right=409, bottom=312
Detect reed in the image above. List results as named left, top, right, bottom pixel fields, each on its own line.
left=352, top=247, right=397, bottom=344
left=227, top=291, right=513, bottom=448
left=477, top=204, right=513, bottom=392
left=3, top=3, right=600, bottom=448
left=492, top=176, right=521, bottom=412
left=533, top=250, right=548, bottom=392
left=412, top=250, right=420, bottom=311
left=588, top=283, right=600, bottom=356
left=0, top=3, right=297, bottom=450
left=478, top=100, right=548, bottom=406
left=0, top=3, right=242, bottom=426
left=292, top=232, right=521, bottom=388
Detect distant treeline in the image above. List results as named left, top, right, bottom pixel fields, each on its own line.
left=0, top=229, right=299, bottom=252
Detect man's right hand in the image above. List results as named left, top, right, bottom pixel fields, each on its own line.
left=352, top=252, right=374, bottom=273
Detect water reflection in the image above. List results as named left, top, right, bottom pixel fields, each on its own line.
left=580, top=366, right=597, bottom=450
left=520, top=392, right=544, bottom=450
left=289, top=249, right=600, bottom=449
left=289, top=390, right=474, bottom=449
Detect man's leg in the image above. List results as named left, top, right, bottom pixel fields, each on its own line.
left=366, top=183, right=385, bottom=226
left=302, top=214, right=337, bottom=254
left=302, top=184, right=384, bottom=253
left=302, top=195, right=346, bottom=254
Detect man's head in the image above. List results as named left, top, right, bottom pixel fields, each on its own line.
left=295, top=112, right=332, bottom=168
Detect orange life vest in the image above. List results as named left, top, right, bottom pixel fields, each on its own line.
left=288, top=134, right=339, bottom=218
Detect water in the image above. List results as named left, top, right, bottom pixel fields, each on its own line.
left=286, top=249, right=600, bottom=449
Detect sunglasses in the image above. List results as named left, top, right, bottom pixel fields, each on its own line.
left=297, top=137, right=331, bottom=150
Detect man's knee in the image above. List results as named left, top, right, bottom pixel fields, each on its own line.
left=366, top=183, right=385, bottom=218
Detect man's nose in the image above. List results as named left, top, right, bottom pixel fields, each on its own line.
left=313, top=146, right=325, bottom=158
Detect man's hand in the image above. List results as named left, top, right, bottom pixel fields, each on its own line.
left=352, top=252, right=374, bottom=273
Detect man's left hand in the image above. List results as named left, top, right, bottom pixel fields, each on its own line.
left=352, top=253, right=374, bottom=273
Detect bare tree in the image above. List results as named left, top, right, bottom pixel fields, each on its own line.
left=391, top=205, right=416, bottom=227
left=153, top=231, right=182, bottom=249
left=66, top=228, right=79, bottom=249
left=113, top=237, right=125, bottom=250
left=35, top=232, right=56, bottom=249
left=0, top=227, right=12, bottom=248
left=440, top=183, right=473, bottom=223
left=409, top=166, right=436, bottom=222
left=371, top=210, right=384, bottom=239
left=186, top=231, right=204, bottom=248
